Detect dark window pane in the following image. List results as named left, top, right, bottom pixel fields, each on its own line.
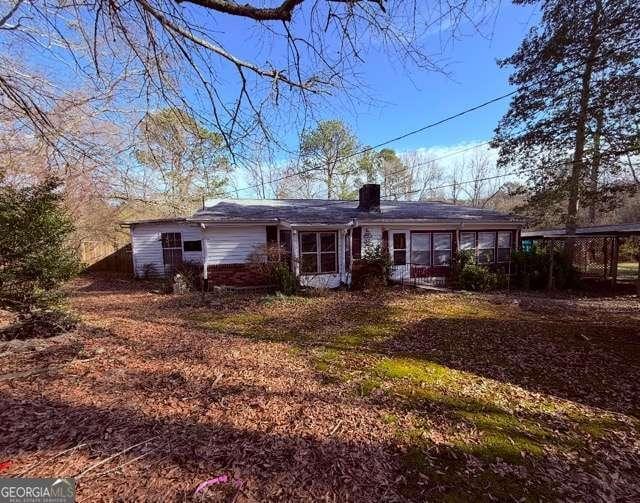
left=352, top=227, right=362, bottom=259
left=266, top=225, right=278, bottom=243
left=320, top=233, right=336, bottom=252
left=161, top=232, right=181, bottom=248
left=300, top=253, right=317, bottom=273
left=320, top=252, right=336, bottom=272
left=433, top=233, right=451, bottom=250
left=393, top=233, right=406, bottom=249
left=434, top=250, right=451, bottom=266
left=300, top=233, right=317, bottom=253
left=345, top=232, right=351, bottom=272
left=393, top=249, right=406, bottom=265
left=460, top=232, right=475, bottom=250
left=477, top=249, right=495, bottom=264
left=478, top=232, right=496, bottom=250
left=163, top=248, right=183, bottom=269
left=279, top=230, right=292, bottom=253
left=411, top=250, right=430, bottom=265
left=498, top=232, right=511, bottom=249
left=183, top=240, right=202, bottom=252
left=497, top=248, right=511, bottom=263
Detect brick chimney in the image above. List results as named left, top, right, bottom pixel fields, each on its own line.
left=358, top=183, right=380, bottom=212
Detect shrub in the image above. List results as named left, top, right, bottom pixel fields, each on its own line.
left=270, top=262, right=298, bottom=295
left=248, top=243, right=298, bottom=295
left=351, top=244, right=391, bottom=290
left=458, top=264, right=499, bottom=291
left=0, top=177, right=80, bottom=339
left=511, top=246, right=580, bottom=290
left=173, top=261, right=203, bottom=292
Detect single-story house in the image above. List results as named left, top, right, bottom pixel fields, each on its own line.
left=124, top=184, right=524, bottom=288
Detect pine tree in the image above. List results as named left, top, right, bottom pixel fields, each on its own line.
left=493, top=0, right=640, bottom=259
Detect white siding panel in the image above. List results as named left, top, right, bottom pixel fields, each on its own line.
left=204, top=225, right=266, bottom=265
left=130, top=223, right=203, bottom=277
left=361, top=225, right=383, bottom=252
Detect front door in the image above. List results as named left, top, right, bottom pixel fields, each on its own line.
left=161, top=232, right=183, bottom=274
left=390, top=231, right=409, bottom=281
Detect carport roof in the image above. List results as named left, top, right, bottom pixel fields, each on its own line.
left=522, top=223, right=640, bottom=239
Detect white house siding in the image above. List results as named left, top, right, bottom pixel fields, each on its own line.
left=131, top=222, right=203, bottom=277
left=203, top=225, right=266, bottom=265
left=361, top=225, right=383, bottom=250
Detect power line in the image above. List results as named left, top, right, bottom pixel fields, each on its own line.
left=215, top=40, right=638, bottom=199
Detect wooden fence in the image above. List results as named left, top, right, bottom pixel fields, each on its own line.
left=80, top=241, right=133, bottom=276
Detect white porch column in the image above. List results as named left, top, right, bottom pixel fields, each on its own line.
left=201, top=224, right=208, bottom=279
left=338, top=228, right=346, bottom=283
left=291, top=229, right=300, bottom=276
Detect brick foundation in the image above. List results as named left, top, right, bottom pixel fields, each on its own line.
left=207, top=263, right=271, bottom=287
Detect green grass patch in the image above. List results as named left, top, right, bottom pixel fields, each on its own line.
left=357, top=377, right=382, bottom=397
left=375, top=357, right=460, bottom=385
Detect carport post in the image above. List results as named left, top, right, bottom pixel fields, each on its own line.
left=611, top=236, right=619, bottom=292
left=547, top=239, right=555, bottom=291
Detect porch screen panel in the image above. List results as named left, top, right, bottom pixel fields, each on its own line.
left=411, top=233, right=431, bottom=266
left=497, top=232, right=512, bottom=262
left=433, top=233, right=452, bottom=265
left=300, top=232, right=318, bottom=273
left=320, top=232, right=337, bottom=273
left=460, top=232, right=476, bottom=252
left=477, top=232, right=496, bottom=264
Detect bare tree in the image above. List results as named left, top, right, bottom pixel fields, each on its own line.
left=0, top=0, right=492, bottom=161
left=400, top=150, right=444, bottom=201
left=460, top=148, right=500, bottom=207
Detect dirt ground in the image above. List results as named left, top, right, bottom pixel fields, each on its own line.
left=1, top=275, right=639, bottom=502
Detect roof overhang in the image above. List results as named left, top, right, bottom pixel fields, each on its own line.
left=120, top=217, right=187, bottom=227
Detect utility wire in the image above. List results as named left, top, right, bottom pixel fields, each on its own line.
left=213, top=40, right=638, bottom=199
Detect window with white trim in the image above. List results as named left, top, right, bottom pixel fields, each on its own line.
left=392, top=233, right=407, bottom=265
left=299, top=232, right=337, bottom=274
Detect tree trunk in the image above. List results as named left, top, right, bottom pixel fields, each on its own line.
left=566, top=0, right=602, bottom=263
left=588, top=110, right=604, bottom=223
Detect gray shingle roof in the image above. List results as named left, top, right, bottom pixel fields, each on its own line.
left=189, top=199, right=522, bottom=225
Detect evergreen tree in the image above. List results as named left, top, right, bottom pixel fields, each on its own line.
left=0, top=177, right=80, bottom=337
left=493, top=0, right=640, bottom=257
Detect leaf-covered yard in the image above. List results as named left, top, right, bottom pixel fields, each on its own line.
left=1, top=276, right=640, bottom=501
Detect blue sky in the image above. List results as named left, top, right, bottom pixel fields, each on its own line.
left=334, top=2, right=540, bottom=153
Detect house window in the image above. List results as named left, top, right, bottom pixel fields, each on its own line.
left=460, top=231, right=512, bottom=264
left=410, top=232, right=453, bottom=266
left=161, top=232, right=182, bottom=271
left=392, top=233, right=407, bottom=265
left=411, top=233, right=431, bottom=265
left=183, top=240, right=202, bottom=252
left=497, top=232, right=512, bottom=262
left=460, top=232, right=476, bottom=254
left=299, top=231, right=337, bottom=274
left=477, top=232, right=496, bottom=264
left=433, top=233, right=452, bottom=265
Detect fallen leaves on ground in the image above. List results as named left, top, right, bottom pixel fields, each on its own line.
left=0, top=275, right=639, bottom=501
